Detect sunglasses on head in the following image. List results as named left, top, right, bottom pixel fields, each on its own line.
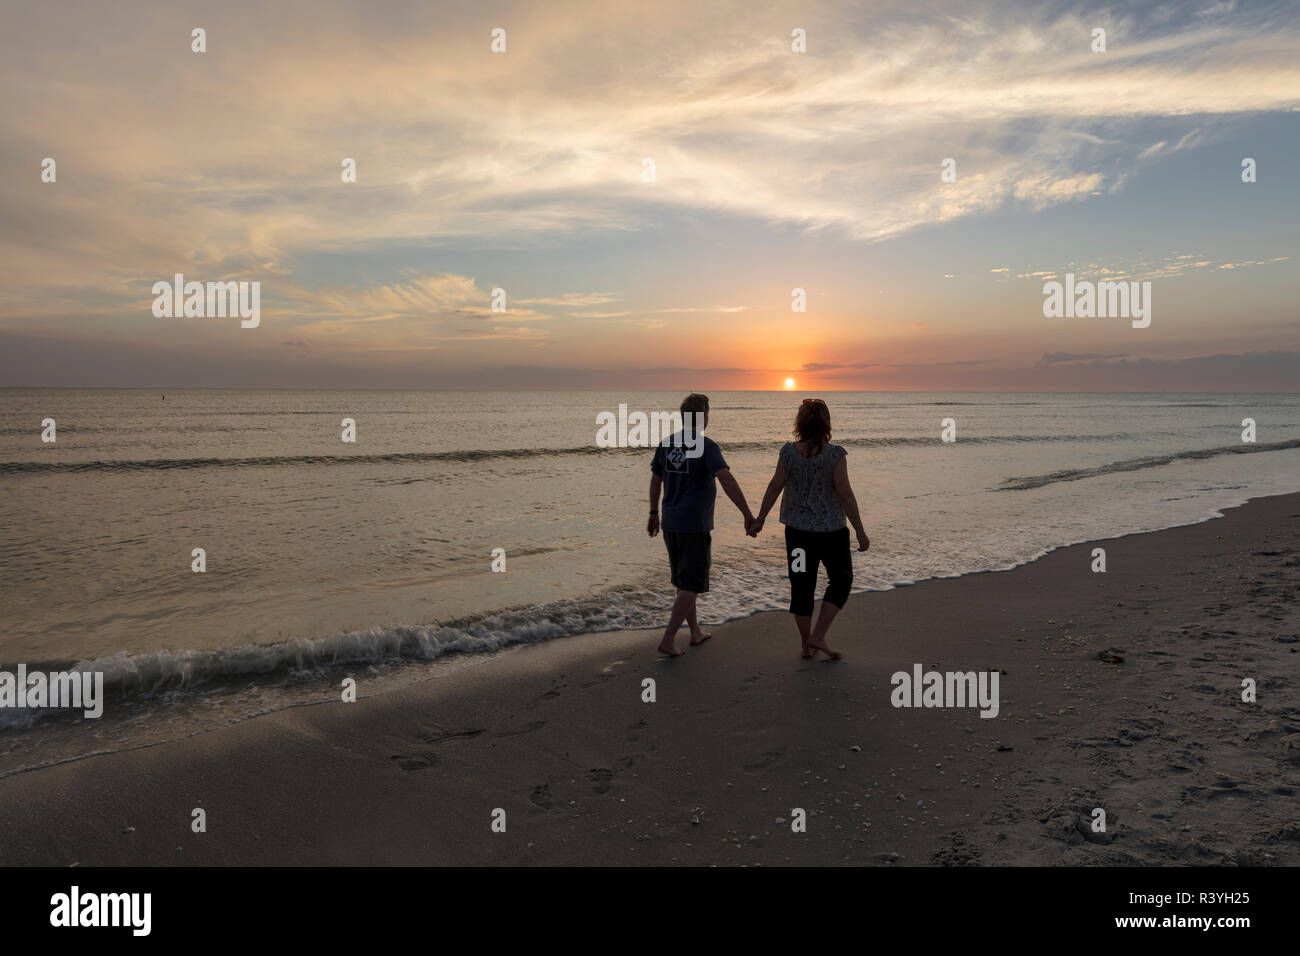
left=801, top=398, right=825, bottom=405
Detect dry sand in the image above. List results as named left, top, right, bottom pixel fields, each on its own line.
left=1, top=493, right=1296, bottom=866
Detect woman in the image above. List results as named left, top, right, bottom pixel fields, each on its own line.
left=750, top=399, right=869, bottom=659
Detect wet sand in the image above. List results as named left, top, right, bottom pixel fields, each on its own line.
left=1, top=493, right=1296, bottom=866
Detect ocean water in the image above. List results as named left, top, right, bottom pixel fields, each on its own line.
left=2, top=389, right=1298, bottom=772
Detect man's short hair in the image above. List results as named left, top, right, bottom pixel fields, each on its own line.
left=680, top=393, right=709, bottom=417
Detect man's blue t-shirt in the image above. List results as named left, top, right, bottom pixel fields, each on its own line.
left=650, top=431, right=728, bottom=532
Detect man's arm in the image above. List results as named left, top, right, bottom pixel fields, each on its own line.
left=647, top=473, right=663, bottom=537
left=715, top=467, right=754, bottom=528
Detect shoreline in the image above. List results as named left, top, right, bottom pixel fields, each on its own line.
left=0, top=492, right=1296, bottom=865
left=5, top=488, right=1291, bottom=717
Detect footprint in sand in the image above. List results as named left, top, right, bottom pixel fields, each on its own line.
left=743, top=751, right=782, bottom=772
left=581, top=658, right=636, bottom=687
left=496, top=720, right=547, bottom=738
left=416, top=728, right=485, bottom=745
left=392, top=727, right=486, bottom=771
left=391, top=752, right=439, bottom=772
left=931, top=831, right=983, bottom=866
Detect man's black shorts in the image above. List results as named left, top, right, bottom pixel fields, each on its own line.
left=663, top=530, right=711, bottom=593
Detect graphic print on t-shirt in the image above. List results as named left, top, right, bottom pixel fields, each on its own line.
left=665, top=443, right=689, bottom=472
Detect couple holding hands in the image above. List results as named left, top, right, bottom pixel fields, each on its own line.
left=647, top=393, right=869, bottom=660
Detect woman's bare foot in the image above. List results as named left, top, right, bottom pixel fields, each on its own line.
left=806, top=640, right=842, bottom=660
left=689, top=629, right=712, bottom=646
left=657, top=638, right=685, bottom=657
left=801, top=643, right=814, bottom=659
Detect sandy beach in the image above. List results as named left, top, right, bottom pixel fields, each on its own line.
left=1, top=493, right=1296, bottom=867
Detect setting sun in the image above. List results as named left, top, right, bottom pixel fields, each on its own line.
left=784, top=378, right=796, bottom=388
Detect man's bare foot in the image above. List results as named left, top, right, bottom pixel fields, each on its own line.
left=807, top=640, right=842, bottom=660
left=657, top=639, right=685, bottom=657
left=689, top=630, right=712, bottom=646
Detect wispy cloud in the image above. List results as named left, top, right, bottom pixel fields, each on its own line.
left=1037, top=351, right=1127, bottom=366
left=515, top=292, right=619, bottom=307
left=802, top=359, right=993, bottom=372
left=1003, top=254, right=1291, bottom=282
left=651, top=305, right=749, bottom=314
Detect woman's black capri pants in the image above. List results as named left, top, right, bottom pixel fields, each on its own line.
left=784, top=525, right=853, bottom=616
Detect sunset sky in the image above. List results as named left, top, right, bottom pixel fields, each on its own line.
left=2, top=0, right=1297, bottom=390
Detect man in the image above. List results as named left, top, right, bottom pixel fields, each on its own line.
left=647, top=393, right=755, bottom=656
